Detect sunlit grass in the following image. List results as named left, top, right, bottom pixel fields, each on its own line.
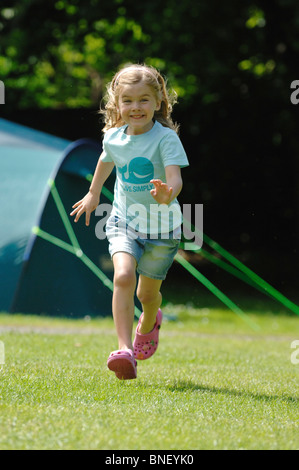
left=0, top=307, right=298, bottom=450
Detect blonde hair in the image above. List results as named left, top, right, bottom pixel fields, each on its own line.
left=100, top=64, right=179, bottom=134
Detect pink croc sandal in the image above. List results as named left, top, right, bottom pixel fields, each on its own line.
left=133, top=309, right=163, bottom=360
left=107, top=349, right=137, bottom=380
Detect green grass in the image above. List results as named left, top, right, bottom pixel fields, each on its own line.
left=0, top=305, right=298, bottom=450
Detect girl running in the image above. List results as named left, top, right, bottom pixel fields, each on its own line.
left=71, top=64, right=189, bottom=380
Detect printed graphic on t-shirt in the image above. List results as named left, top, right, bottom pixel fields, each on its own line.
left=119, top=157, right=154, bottom=192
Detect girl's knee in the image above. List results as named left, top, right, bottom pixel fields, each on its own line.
left=114, top=269, right=136, bottom=289
left=112, top=253, right=136, bottom=290
left=137, top=288, right=160, bottom=306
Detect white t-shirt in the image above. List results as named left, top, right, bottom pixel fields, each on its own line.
left=100, top=121, right=189, bottom=234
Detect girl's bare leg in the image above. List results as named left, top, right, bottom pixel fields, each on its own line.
left=111, top=252, right=137, bottom=351
left=137, top=275, right=162, bottom=334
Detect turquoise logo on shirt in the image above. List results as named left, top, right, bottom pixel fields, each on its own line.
left=119, top=157, right=154, bottom=184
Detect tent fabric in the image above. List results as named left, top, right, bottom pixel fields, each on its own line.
left=0, top=118, right=114, bottom=317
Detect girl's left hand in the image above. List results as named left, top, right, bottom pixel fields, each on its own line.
left=150, top=179, right=173, bottom=205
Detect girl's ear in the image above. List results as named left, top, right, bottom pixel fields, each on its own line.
left=156, top=100, right=162, bottom=111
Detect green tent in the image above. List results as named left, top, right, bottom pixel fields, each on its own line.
left=0, top=118, right=114, bottom=317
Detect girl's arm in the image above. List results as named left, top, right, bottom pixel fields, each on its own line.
left=150, top=165, right=183, bottom=205
left=70, top=154, right=115, bottom=226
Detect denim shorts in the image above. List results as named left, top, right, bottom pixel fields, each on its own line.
left=105, top=216, right=181, bottom=280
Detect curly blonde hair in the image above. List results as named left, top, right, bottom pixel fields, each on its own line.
left=100, top=64, right=179, bottom=134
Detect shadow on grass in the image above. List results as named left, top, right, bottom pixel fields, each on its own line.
left=166, top=380, right=299, bottom=404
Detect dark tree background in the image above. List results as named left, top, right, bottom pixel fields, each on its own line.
left=1, top=0, right=299, bottom=295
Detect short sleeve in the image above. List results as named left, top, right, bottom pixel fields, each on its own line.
left=100, top=141, right=113, bottom=162
left=159, top=132, right=189, bottom=168
left=99, top=130, right=115, bottom=162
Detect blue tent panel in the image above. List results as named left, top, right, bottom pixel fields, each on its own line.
left=0, top=118, right=114, bottom=316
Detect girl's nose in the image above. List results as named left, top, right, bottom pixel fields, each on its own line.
left=131, top=101, right=140, bottom=110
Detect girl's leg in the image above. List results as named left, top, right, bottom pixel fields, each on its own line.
left=136, top=275, right=162, bottom=334
left=112, top=252, right=137, bottom=351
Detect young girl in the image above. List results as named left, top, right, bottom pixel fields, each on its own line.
left=71, top=64, right=189, bottom=380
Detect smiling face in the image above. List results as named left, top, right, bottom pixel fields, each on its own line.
left=117, top=81, right=161, bottom=135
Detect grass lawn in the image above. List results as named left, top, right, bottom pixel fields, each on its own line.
left=0, top=303, right=298, bottom=450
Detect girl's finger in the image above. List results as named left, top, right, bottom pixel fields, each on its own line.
left=74, top=206, right=85, bottom=222
left=72, top=200, right=82, bottom=209
left=150, top=179, right=162, bottom=187
left=70, top=206, right=79, bottom=216
left=85, top=211, right=91, bottom=226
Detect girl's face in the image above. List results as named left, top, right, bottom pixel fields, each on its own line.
left=117, top=81, right=161, bottom=135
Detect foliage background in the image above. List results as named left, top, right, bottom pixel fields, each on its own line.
left=1, top=0, right=299, bottom=295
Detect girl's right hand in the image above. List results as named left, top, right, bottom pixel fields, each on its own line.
left=70, top=191, right=100, bottom=226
